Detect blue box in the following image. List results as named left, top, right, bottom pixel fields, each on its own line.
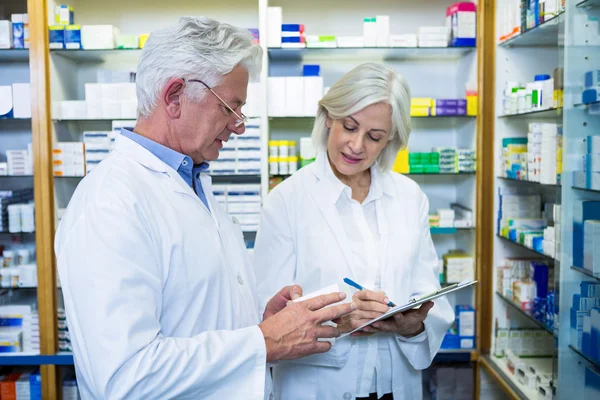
left=282, top=36, right=303, bottom=43
left=282, top=24, right=303, bottom=32
left=64, top=25, right=81, bottom=49
left=587, top=136, right=600, bottom=154
left=49, top=25, right=65, bottom=49
left=583, top=88, right=600, bottom=104
left=586, top=154, right=600, bottom=172
left=574, top=201, right=600, bottom=268
left=441, top=333, right=460, bottom=349
left=581, top=282, right=600, bottom=297
left=530, top=262, right=549, bottom=298
left=584, top=70, right=600, bottom=88
left=303, top=65, right=320, bottom=77
left=585, top=366, right=600, bottom=398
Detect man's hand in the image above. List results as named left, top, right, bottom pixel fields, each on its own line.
left=263, top=285, right=303, bottom=320
left=333, top=290, right=389, bottom=335
left=259, top=292, right=356, bottom=362
left=361, top=301, right=434, bottom=338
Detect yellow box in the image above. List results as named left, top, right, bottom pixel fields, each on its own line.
left=139, top=34, right=150, bottom=49
left=411, top=98, right=433, bottom=108
left=410, top=107, right=430, bottom=117
left=467, top=95, right=478, bottom=116
left=392, top=147, right=409, bottom=174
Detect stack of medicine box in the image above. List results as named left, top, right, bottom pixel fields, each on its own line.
left=584, top=220, right=600, bottom=275
left=209, top=118, right=261, bottom=175
left=0, top=305, right=38, bottom=354
left=0, top=14, right=29, bottom=49
left=267, top=65, right=323, bottom=117
left=438, top=148, right=458, bottom=173
left=54, top=82, right=137, bottom=120
left=574, top=201, right=600, bottom=271
left=306, top=35, right=336, bottom=48
left=281, top=24, right=305, bottom=48
left=0, top=369, right=42, bottom=400
left=58, top=307, right=71, bottom=352
left=582, top=69, right=600, bottom=104
left=362, top=16, right=390, bottom=47
left=431, top=209, right=455, bottom=228
left=417, top=26, right=448, bottom=47
left=409, top=152, right=439, bottom=174
left=446, top=2, right=477, bottom=47
left=299, top=137, right=317, bottom=168
left=458, top=150, right=476, bottom=173
left=83, top=131, right=116, bottom=173
left=570, top=282, right=600, bottom=363
left=502, top=137, right=528, bottom=180
left=5, top=146, right=32, bottom=176
left=507, top=218, right=547, bottom=252
left=0, top=83, right=33, bottom=119
left=495, top=329, right=553, bottom=357
left=52, top=142, right=85, bottom=177
left=443, top=251, right=474, bottom=284
left=540, top=123, right=561, bottom=185
left=497, top=187, right=542, bottom=236
left=440, top=305, right=475, bottom=349
left=409, top=98, right=468, bottom=117
left=0, top=189, right=34, bottom=233
left=212, top=184, right=261, bottom=233
left=391, top=147, right=409, bottom=174
left=574, top=135, right=600, bottom=191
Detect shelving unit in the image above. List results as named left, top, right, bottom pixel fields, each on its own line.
left=267, top=46, right=476, bottom=61
left=556, top=0, right=600, bottom=398
left=482, top=1, right=566, bottom=398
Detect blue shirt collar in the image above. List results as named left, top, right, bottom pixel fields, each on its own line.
left=120, top=128, right=209, bottom=188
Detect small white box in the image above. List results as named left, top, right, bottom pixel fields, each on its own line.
left=0, top=20, right=12, bottom=49
left=81, top=25, right=118, bottom=50
left=85, top=83, right=102, bottom=102
left=375, top=15, right=390, bottom=47
left=285, top=77, right=304, bottom=117
left=267, top=77, right=286, bottom=117
left=303, top=77, right=323, bottom=117
left=60, top=101, right=87, bottom=120
left=101, top=100, right=122, bottom=119
left=363, top=18, right=377, bottom=47
left=119, top=83, right=137, bottom=101
left=0, top=86, right=13, bottom=118
left=12, top=83, right=31, bottom=118
left=267, top=7, right=282, bottom=48
left=121, top=100, right=138, bottom=119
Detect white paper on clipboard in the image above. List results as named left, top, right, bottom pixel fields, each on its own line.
left=338, top=279, right=478, bottom=339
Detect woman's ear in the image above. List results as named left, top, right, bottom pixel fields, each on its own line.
left=325, top=113, right=332, bottom=129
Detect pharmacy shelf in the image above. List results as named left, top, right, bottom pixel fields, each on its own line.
left=211, top=174, right=261, bottom=183
left=267, top=46, right=475, bottom=62
left=50, top=49, right=142, bottom=63
left=0, top=353, right=74, bottom=366
left=573, top=186, right=600, bottom=194
left=430, top=227, right=475, bottom=234
left=570, top=266, right=600, bottom=282
left=575, top=100, right=600, bottom=108
left=52, top=118, right=136, bottom=122
left=499, top=108, right=563, bottom=119
left=0, top=118, right=32, bottom=122
left=481, top=355, right=548, bottom=400
left=0, top=49, right=30, bottom=62
left=498, top=177, right=560, bottom=188
left=0, top=175, right=34, bottom=178
left=496, top=235, right=555, bottom=262
left=499, top=13, right=564, bottom=48
left=496, top=292, right=553, bottom=335
left=577, top=0, right=600, bottom=9
left=569, top=345, right=600, bottom=369
left=406, top=172, right=476, bottom=176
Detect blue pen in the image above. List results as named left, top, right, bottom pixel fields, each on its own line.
left=343, top=277, right=396, bottom=307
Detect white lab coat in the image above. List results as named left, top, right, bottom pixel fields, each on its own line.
left=55, top=135, right=270, bottom=400
left=253, top=152, right=454, bottom=400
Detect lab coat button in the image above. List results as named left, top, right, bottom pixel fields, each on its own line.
left=343, top=393, right=352, bottom=399
left=237, top=276, right=244, bottom=285
left=182, top=160, right=188, bottom=166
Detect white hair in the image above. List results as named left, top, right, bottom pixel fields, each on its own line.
left=311, top=63, right=411, bottom=171
left=136, top=16, right=263, bottom=117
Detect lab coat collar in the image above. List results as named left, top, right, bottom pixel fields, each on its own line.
left=312, top=151, right=397, bottom=203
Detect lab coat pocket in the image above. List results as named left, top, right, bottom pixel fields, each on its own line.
left=273, top=361, right=318, bottom=400
left=285, top=336, right=352, bottom=368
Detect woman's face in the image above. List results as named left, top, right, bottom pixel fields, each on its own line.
left=326, top=102, right=392, bottom=178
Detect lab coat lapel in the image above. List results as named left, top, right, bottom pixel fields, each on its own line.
left=308, top=154, right=354, bottom=273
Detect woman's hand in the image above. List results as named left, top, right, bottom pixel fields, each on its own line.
left=333, top=290, right=390, bottom=334
left=361, top=301, right=434, bottom=337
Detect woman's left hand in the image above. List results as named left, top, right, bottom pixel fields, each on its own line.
left=359, top=301, right=434, bottom=337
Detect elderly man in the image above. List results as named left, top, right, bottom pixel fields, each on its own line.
left=54, top=17, right=354, bottom=399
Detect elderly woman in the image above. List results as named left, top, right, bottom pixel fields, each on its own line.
left=253, top=63, right=454, bottom=400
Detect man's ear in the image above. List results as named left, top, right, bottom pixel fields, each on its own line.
left=162, top=78, right=185, bottom=119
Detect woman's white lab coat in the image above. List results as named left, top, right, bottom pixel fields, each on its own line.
left=55, top=135, right=270, bottom=400
left=253, top=152, right=454, bottom=400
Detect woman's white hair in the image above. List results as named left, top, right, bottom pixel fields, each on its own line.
left=136, top=16, right=263, bottom=117
left=311, top=63, right=411, bottom=171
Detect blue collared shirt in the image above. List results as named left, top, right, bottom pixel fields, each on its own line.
left=120, top=128, right=211, bottom=211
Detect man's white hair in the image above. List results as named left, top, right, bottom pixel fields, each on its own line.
left=311, top=63, right=411, bottom=171
left=136, top=16, right=263, bottom=117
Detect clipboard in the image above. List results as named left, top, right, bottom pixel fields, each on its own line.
left=338, top=280, right=478, bottom=339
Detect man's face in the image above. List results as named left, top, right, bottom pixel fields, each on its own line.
left=177, top=65, right=249, bottom=164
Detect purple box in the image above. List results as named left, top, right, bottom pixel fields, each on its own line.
left=434, top=106, right=467, bottom=116
left=435, top=99, right=467, bottom=108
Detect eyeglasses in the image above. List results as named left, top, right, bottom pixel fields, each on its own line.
left=185, top=78, right=248, bottom=128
